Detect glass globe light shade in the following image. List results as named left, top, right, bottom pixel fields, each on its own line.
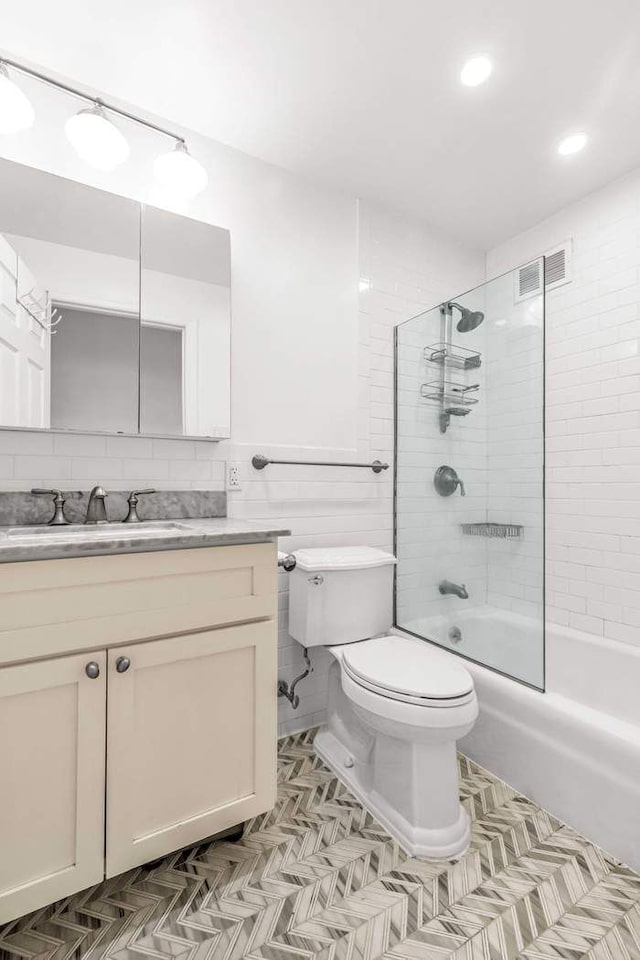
left=153, top=141, right=208, bottom=199
left=0, top=64, right=35, bottom=134
left=65, top=104, right=130, bottom=171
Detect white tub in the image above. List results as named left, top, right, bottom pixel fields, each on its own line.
left=394, top=620, right=640, bottom=871
left=403, top=606, right=543, bottom=689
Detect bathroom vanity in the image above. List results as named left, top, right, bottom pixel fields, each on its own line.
left=0, top=521, right=286, bottom=924
left=0, top=144, right=286, bottom=924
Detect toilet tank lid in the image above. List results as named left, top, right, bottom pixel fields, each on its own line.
left=293, top=546, right=397, bottom=572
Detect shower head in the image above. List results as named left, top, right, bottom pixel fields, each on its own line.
left=448, top=301, right=485, bottom=333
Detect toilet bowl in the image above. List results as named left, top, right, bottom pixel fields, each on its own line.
left=288, top=546, right=478, bottom=860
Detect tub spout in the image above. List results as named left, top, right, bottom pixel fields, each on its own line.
left=439, top=580, right=469, bottom=599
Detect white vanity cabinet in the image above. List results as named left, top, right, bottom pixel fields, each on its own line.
left=0, top=542, right=278, bottom=924
left=106, top=621, right=276, bottom=876
left=0, top=651, right=107, bottom=921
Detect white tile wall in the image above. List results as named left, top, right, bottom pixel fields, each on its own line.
left=395, top=304, right=489, bottom=629
left=0, top=431, right=226, bottom=491
left=485, top=270, right=544, bottom=622
left=395, top=264, right=545, bottom=666
left=487, top=166, right=640, bottom=646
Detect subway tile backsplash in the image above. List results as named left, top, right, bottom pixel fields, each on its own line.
left=0, top=431, right=226, bottom=491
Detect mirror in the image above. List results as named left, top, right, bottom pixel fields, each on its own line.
left=140, top=206, right=231, bottom=438
left=0, top=157, right=231, bottom=439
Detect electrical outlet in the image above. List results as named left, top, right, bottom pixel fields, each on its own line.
left=226, top=464, right=242, bottom=491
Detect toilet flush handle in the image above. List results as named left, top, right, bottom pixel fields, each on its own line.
left=309, top=575, right=324, bottom=585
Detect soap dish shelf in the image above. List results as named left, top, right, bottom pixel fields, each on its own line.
left=420, top=380, right=480, bottom=406
left=424, top=343, right=481, bottom=369
left=461, top=522, right=523, bottom=539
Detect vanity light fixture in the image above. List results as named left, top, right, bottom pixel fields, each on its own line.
left=153, top=140, right=208, bottom=199
left=460, top=55, right=493, bottom=87
left=65, top=102, right=130, bottom=171
left=0, top=57, right=208, bottom=198
left=557, top=132, right=588, bottom=156
left=0, top=62, right=35, bottom=133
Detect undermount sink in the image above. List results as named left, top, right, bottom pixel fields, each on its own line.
left=3, top=521, right=192, bottom=542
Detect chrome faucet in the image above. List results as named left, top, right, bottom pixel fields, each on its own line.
left=85, top=485, right=108, bottom=524
left=439, top=580, right=469, bottom=599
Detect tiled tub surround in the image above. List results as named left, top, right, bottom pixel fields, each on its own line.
left=395, top=266, right=544, bottom=689
left=1, top=728, right=639, bottom=960
left=487, top=165, right=640, bottom=648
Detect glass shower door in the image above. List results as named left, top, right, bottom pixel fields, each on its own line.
left=394, top=263, right=544, bottom=688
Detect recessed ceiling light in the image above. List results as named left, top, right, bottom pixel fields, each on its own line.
left=460, top=55, right=493, bottom=87
left=557, top=132, right=588, bottom=156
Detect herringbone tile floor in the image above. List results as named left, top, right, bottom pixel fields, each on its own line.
left=2, top=728, right=639, bottom=960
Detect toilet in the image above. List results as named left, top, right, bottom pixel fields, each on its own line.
left=289, top=546, right=478, bottom=860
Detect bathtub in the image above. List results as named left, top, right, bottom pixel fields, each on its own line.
left=401, top=606, right=543, bottom=689
left=394, top=619, right=640, bottom=871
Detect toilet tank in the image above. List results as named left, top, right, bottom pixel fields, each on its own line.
left=288, top=546, right=397, bottom=647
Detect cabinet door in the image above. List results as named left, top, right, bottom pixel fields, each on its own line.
left=0, top=652, right=106, bottom=923
left=106, top=620, right=276, bottom=876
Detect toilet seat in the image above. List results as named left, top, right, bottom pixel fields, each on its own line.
left=342, top=634, right=474, bottom=707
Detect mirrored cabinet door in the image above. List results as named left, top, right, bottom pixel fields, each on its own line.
left=0, top=156, right=231, bottom=440
left=140, top=206, right=231, bottom=439
left=0, top=159, right=140, bottom=434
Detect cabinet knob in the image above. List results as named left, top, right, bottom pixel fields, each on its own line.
left=85, top=661, right=100, bottom=679
left=116, top=656, right=131, bottom=673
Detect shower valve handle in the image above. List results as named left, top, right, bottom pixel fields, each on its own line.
left=434, top=465, right=466, bottom=497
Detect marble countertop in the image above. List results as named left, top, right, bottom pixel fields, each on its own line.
left=0, top=518, right=291, bottom=564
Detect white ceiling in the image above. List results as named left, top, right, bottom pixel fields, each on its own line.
left=2, top=0, right=640, bottom=249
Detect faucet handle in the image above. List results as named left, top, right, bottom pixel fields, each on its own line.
left=123, top=488, right=157, bottom=523
left=434, top=465, right=466, bottom=498
left=31, top=488, right=69, bottom=526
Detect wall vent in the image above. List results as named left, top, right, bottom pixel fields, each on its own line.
left=514, top=240, right=572, bottom=302
left=544, top=240, right=572, bottom=290
left=516, top=260, right=542, bottom=299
